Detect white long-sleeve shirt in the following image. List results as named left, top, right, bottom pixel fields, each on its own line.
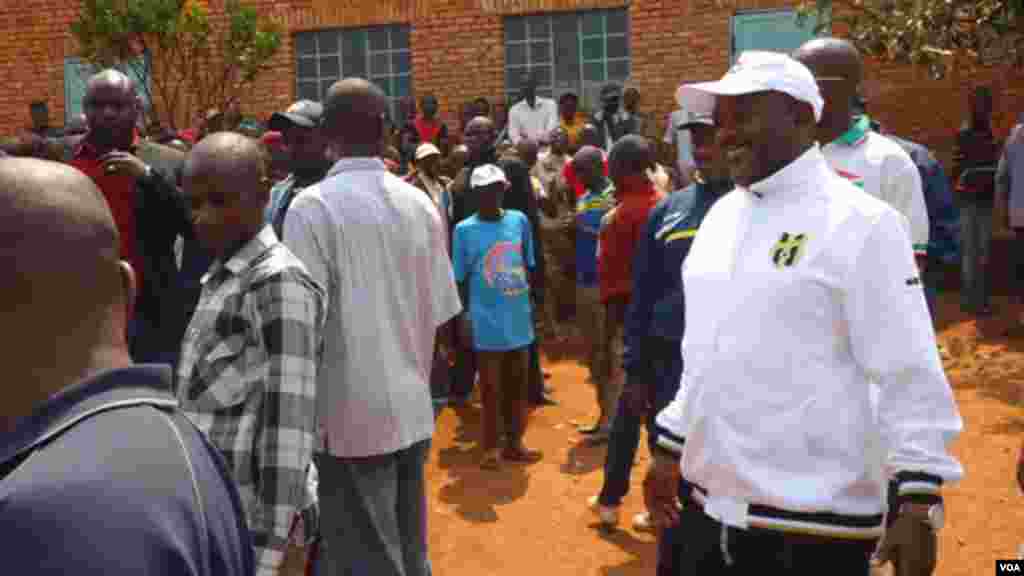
left=507, top=97, right=558, bottom=145
left=655, top=145, right=962, bottom=539
left=822, top=124, right=930, bottom=258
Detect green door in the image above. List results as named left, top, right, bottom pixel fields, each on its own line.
left=731, top=10, right=821, bottom=63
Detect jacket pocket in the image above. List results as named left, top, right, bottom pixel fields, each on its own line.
left=187, top=332, right=252, bottom=409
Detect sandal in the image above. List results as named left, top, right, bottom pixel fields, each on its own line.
left=480, top=449, right=502, bottom=470
left=502, top=445, right=542, bottom=463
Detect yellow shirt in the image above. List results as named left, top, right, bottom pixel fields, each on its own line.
left=561, top=115, right=587, bottom=149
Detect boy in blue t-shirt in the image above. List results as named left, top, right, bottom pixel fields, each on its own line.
left=572, top=145, right=616, bottom=439
left=453, top=164, right=543, bottom=470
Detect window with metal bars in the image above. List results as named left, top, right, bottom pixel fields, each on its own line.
left=503, top=8, right=630, bottom=110
left=294, top=25, right=412, bottom=119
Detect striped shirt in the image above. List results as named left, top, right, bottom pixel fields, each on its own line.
left=177, top=225, right=326, bottom=576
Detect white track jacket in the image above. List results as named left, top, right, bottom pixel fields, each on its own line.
left=822, top=119, right=930, bottom=258
left=654, top=145, right=962, bottom=539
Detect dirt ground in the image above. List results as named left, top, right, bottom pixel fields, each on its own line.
left=283, top=292, right=1023, bottom=575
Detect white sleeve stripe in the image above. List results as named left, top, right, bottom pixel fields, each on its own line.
left=897, top=481, right=940, bottom=496
left=656, top=435, right=685, bottom=455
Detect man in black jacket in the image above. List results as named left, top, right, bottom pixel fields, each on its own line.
left=68, top=69, right=195, bottom=365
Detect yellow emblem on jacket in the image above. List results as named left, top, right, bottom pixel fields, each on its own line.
left=770, top=232, right=808, bottom=268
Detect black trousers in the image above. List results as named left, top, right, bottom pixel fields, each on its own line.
left=527, top=341, right=544, bottom=403
left=669, top=502, right=876, bottom=576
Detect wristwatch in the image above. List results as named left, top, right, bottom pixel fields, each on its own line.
left=899, top=501, right=944, bottom=530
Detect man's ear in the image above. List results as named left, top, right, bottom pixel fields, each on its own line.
left=119, top=260, right=136, bottom=327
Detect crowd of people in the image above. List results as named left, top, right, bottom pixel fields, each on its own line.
left=1, top=33, right=1023, bottom=576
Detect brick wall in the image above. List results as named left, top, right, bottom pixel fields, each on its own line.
left=0, top=0, right=79, bottom=133
left=2, top=0, right=1022, bottom=166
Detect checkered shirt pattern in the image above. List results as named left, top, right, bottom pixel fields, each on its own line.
left=177, top=225, right=326, bottom=576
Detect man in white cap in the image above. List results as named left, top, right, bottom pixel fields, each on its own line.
left=643, top=51, right=962, bottom=575
left=406, top=142, right=456, bottom=412
left=452, top=163, right=542, bottom=470
left=406, top=142, right=453, bottom=233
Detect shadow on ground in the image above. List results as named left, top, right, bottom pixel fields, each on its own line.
left=937, top=296, right=1024, bottom=408
left=595, top=527, right=657, bottom=576
left=435, top=404, right=532, bottom=523
left=561, top=439, right=608, bottom=476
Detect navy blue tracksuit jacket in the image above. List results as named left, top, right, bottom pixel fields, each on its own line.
left=622, top=179, right=729, bottom=450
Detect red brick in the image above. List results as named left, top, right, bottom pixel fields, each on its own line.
left=2, top=0, right=1022, bottom=162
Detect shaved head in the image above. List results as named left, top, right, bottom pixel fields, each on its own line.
left=323, top=77, right=389, bottom=156
left=573, top=145, right=603, bottom=168
left=185, top=132, right=268, bottom=202
left=84, top=69, right=140, bottom=151
left=0, top=158, right=132, bottom=425
left=794, top=37, right=863, bottom=144
left=464, top=116, right=496, bottom=159
left=573, top=145, right=605, bottom=190
left=184, top=132, right=270, bottom=260
left=86, top=69, right=136, bottom=99
left=608, top=134, right=653, bottom=180
left=793, top=38, right=863, bottom=83
left=579, top=123, right=602, bottom=149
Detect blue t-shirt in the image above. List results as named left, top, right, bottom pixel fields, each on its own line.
left=453, top=210, right=536, bottom=351
left=575, top=182, right=616, bottom=287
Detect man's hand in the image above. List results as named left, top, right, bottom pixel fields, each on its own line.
left=99, top=151, right=149, bottom=180
left=873, top=512, right=938, bottom=575
left=642, top=450, right=682, bottom=528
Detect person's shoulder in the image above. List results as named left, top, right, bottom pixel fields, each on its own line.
left=259, top=242, right=324, bottom=293
left=600, top=205, right=619, bottom=229
left=6, top=402, right=200, bottom=511
left=663, top=184, right=699, bottom=210
left=823, top=167, right=896, bottom=221
left=1, top=402, right=251, bottom=574
left=864, top=132, right=916, bottom=169
left=455, top=214, right=480, bottom=232
left=507, top=209, right=529, bottom=224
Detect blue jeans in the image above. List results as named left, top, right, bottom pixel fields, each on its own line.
left=960, top=203, right=993, bottom=311
left=597, top=338, right=683, bottom=507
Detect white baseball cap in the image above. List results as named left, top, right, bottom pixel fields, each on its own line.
left=470, top=164, right=508, bottom=189
left=676, top=51, right=824, bottom=123
left=415, top=142, right=441, bottom=161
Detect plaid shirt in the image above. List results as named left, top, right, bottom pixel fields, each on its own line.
left=177, top=225, right=326, bottom=576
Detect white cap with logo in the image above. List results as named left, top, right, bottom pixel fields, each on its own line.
left=676, top=51, right=824, bottom=122
left=470, top=164, right=509, bottom=189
